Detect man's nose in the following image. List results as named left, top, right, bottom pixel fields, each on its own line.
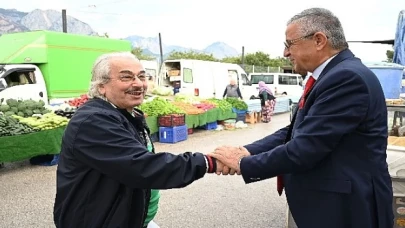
left=283, top=47, right=290, bottom=57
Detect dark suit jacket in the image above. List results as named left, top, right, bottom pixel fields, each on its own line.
left=242, top=49, right=393, bottom=228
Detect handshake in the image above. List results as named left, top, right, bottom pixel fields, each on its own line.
left=207, top=145, right=250, bottom=175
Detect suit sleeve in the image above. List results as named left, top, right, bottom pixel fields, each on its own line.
left=241, top=71, right=369, bottom=183
left=72, top=113, right=207, bottom=189
left=244, top=126, right=289, bottom=155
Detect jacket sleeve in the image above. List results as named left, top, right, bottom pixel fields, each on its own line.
left=243, top=126, right=288, bottom=155
left=236, top=87, right=243, bottom=99
left=241, top=71, right=369, bottom=183
left=72, top=113, right=207, bottom=189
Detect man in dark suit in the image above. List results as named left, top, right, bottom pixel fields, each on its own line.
left=210, top=7, right=394, bottom=228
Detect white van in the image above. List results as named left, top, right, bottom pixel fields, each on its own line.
left=158, top=59, right=249, bottom=99
left=246, top=73, right=303, bottom=97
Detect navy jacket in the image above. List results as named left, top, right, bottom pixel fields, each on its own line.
left=242, top=49, right=393, bottom=228
left=54, top=98, right=207, bottom=228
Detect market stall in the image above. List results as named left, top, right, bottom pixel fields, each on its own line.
left=0, top=98, right=71, bottom=164
left=0, top=94, right=261, bottom=164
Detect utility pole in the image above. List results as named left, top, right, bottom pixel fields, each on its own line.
left=62, top=9, right=67, bottom=33
left=241, top=46, right=245, bottom=69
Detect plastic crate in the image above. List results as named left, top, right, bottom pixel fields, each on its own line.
left=236, top=113, right=246, bottom=123
left=158, top=114, right=185, bottom=127
left=232, top=107, right=248, bottom=115
left=188, top=128, right=193, bottom=135
left=203, top=121, right=218, bottom=130
left=159, top=125, right=188, bottom=143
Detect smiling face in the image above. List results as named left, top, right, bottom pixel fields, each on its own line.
left=98, top=56, right=147, bottom=111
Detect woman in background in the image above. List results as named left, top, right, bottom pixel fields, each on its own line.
left=258, top=81, right=276, bottom=123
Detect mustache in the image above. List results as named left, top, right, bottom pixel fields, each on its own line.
left=125, top=87, right=144, bottom=93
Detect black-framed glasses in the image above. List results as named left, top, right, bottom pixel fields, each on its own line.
left=284, top=33, right=315, bottom=49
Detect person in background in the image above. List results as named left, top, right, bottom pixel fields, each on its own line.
left=223, top=78, right=243, bottom=99
left=258, top=81, right=276, bottom=123
left=53, top=52, right=223, bottom=228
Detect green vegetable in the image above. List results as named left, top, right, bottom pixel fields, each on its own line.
left=139, top=97, right=185, bottom=117
left=225, top=98, right=248, bottom=110
left=206, top=98, right=233, bottom=112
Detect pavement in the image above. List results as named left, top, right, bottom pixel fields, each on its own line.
left=0, top=113, right=291, bottom=228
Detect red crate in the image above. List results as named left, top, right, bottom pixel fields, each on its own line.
left=188, top=128, right=193, bottom=135
left=158, top=114, right=185, bottom=127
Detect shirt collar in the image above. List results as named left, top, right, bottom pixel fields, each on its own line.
left=311, top=54, right=337, bottom=80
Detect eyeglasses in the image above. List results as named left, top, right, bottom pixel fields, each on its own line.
left=111, top=73, right=147, bottom=83
left=284, top=33, right=315, bottom=49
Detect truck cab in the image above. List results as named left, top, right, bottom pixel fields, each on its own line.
left=0, top=64, right=49, bottom=104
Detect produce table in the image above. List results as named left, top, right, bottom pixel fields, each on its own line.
left=0, top=126, right=65, bottom=163
left=145, top=116, right=158, bottom=134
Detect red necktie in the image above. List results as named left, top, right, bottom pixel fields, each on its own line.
left=277, top=75, right=316, bottom=196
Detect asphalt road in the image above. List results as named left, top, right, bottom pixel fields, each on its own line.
left=0, top=113, right=291, bottom=228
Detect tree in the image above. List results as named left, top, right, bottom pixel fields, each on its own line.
left=131, top=47, right=155, bottom=60
left=166, top=50, right=217, bottom=61
left=244, top=51, right=271, bottom=66
left=386, top=49, right=394, bottom=62
left=221, top=56, right=241, bottom=64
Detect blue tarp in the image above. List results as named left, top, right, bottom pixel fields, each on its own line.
left=393, top=10, right=405, bottom=65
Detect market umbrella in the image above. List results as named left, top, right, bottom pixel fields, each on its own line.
left=393, top=10, right=405, bottom=65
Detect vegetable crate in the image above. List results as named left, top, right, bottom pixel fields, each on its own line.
left=158, top=114, right=185, bottom=127
left=236, top=113, right=246, bottom=123
left=202, top=121, right=217, bottom=130
left=159, top=125, right=188, bottom=144
left=232, top=108, right=248, bottom=115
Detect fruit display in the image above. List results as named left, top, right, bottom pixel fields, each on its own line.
left=193, top=103, right=216, bottom=111
left=225, top=98, right=248, bottom=110
left=139, top=97, right=185, bottom=116
left=172, top=101, right=205, bottom=115
left=13, top=113, right=69, bottom=131
left=0, top=98, right=51, bottom=117
left=0, top=114, right=38, bottom=136
left=206, top=98, right=233, bottom=112
left=67, top=94, right=89, bottom=107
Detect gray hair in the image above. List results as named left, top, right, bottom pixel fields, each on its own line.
left=88, top=52, right=140, bottom=98
left=287, top=8, right=348, bottom=50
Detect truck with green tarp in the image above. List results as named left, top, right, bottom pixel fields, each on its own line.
left=0, top=30, right=132, bottom=105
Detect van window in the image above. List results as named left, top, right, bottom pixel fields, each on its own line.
left=279, top=75, right=298, bottom=85
left=250, top=74, right=274, bottom=84
left=241, top=73, right=249, bottom=84
left=183, top=68, right=193, bottom=83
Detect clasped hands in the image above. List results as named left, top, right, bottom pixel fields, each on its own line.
left=208, top=145, right=250, bottom=175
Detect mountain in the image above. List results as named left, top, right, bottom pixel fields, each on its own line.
left=124, top=35, right=239, bottom=59
left=0, top=8, right=239, bottom=59
left=0, top=8, right=96, bottom=35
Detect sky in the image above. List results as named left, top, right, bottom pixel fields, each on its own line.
left=2, top=0, right=404, bottom=62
